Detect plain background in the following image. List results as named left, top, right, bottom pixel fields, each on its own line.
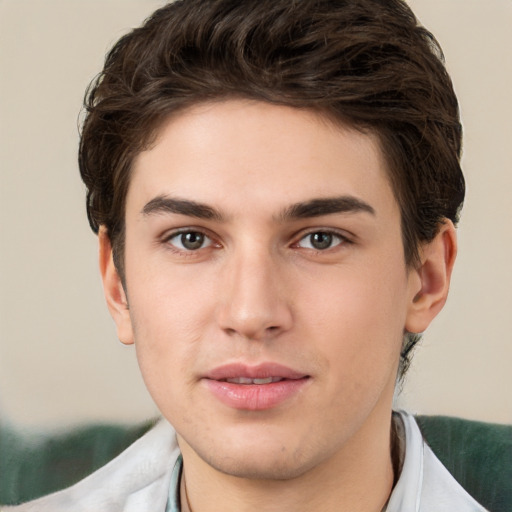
left=0, top=0, right=511, bottom=430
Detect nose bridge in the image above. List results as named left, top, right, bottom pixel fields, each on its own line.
left=217, top=241, right=292, bottom=340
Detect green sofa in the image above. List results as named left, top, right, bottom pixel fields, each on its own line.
left=1, top=416, right=510, bottom=511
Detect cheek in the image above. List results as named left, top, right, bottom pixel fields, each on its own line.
left=299, top=263, right=408, bottom=381
left=127, top=254, right=217, bottom=336
left=125, top=265, right=216, bottom=400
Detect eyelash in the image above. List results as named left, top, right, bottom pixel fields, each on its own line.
left=162, top=228, right=353, bottom=255
left=163, top=229, right=218, bottom=254
left=293, top=230, right=352, bottom=251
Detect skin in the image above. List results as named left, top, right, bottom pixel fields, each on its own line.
left=100, top=100, right=456, bottom=511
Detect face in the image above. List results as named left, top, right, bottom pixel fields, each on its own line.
left=106, top=100, right=431, bottom=480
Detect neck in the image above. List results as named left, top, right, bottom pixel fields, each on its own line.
left=179, top=409, right=396, bottom=512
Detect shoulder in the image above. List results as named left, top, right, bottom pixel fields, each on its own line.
left=415, top=414, right=511, bottom=512
left=389, top=412, right=493, bottom=512
left=3, top=419, right=179, bottom=512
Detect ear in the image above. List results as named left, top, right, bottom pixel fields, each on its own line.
left=98, top=227, right=134, bottom=345
left=405, top=220, right=457, bottom=334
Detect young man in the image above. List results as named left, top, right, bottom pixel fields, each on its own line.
left=6, top=0, right=488, bottom=510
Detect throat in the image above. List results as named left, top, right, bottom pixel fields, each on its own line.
left=175, top=410, right=398, bottom=512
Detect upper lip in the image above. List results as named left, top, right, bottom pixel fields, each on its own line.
left=204, top=362, right=308, bottom=381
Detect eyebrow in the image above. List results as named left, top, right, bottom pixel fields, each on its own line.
left=141, top=194, right=375, bottom=222
left=279, top=196, right=375, bottom=220
left=142, top=196, right=224, bottom=221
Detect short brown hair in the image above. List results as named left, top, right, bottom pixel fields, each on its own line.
left=79, top=0, right=464, bottom=375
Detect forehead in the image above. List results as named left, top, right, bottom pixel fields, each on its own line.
left=128, top=100, right=396, bottom=220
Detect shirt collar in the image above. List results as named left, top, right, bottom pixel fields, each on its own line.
left=166, top=455, right=183, bottom=512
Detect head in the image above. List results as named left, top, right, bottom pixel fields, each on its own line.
left=79, top=0, right=463, bottom=378
left=80, top=0, right=463, bottom=481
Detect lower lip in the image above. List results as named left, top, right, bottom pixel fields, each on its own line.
left=204, top=378, right=309, bottom=411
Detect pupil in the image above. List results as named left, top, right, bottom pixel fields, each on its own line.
left=311, top=232, right=332, bottom=250
left=182, top=232, right=204, bottom=250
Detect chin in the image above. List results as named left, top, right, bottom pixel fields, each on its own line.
left=186, top=433, right=330, bottom=482
left=206, top=453, right=316, bottom=481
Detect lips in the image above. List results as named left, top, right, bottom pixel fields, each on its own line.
left=203, top=363, right=310, bottom=410
left=205, top=362, right=307, bottom=381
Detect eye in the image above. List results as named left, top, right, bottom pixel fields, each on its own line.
left=296, top=231, right=346, bottom=250
left=167, top=231, right=213, bottom=251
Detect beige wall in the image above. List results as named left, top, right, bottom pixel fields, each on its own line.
left=0, top=0, right=510, bottom=429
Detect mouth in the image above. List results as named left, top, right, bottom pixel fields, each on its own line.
left=205, top=362, right=308, bottom=381
left=203, top=363, right=310, bottom=410
left=223, top=376, right=287, bottom=385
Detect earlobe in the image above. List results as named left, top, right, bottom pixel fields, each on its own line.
left=405, top=220, right=457, bottom=334
left=98, top=228, right=134, bottom=345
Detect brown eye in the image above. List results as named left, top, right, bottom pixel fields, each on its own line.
left=168, top=231, right=211, bottom=251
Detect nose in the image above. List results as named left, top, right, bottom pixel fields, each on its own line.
left=216, top=249, right=293, bottom=341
